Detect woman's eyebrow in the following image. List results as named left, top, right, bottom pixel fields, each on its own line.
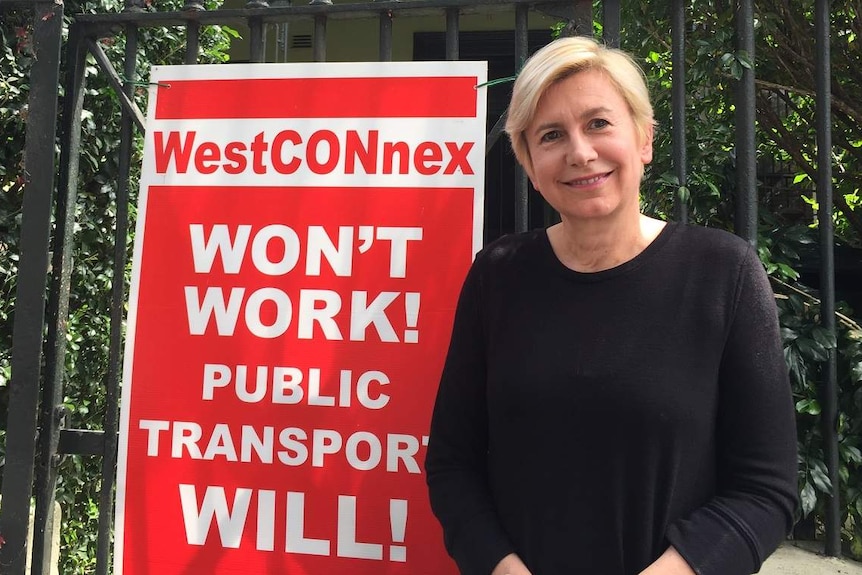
left=530, top=121, right=562, bottom=135
left=580, top=106, right=613, bottom=118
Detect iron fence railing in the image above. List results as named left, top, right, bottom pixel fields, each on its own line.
left=0, top=0, right=842, bottom=573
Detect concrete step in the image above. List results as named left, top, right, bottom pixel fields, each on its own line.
left=760, top=543, right=862, bottom=575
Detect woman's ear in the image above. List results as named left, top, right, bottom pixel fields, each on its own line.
left=525, top=166, right=539, bottom=192
left=521, top=147, right=538, bottom=190
left=640, top=123, right=654, bottom=165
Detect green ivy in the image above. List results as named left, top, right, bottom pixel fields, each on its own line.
left=1, top=1, right=236, bottom=572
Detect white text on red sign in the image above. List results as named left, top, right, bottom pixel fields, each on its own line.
left=185, top=224, right=423, bottom=341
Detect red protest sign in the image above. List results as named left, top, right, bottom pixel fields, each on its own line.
left=115, top=63, right=486, bottom=575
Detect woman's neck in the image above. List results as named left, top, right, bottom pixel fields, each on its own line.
left=547, top=213, right=666, bottom=273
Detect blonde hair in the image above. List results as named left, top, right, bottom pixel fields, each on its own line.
left=504, top=36, right=655, bottom=172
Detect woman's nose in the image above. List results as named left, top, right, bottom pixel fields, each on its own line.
left=566, top=135, right=597, bottom=166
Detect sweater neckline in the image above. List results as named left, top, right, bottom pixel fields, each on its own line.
left=537, top=221, right=679, bottom=282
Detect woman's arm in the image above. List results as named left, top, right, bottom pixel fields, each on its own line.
left=425, top=261, right=516, bottom=574
left=639, top=547, right=695, bottom=575
left=665, top=247, right=799, bottom=575
left=491, top=553, right=533, bottom=575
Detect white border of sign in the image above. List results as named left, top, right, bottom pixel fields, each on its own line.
left=115, top=60, right=487, bottom=573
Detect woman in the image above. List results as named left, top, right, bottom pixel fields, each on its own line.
left=424, top=36, right=798, bottom=575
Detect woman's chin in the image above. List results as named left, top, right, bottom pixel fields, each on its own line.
left=556, top=200, right=622, bottom=222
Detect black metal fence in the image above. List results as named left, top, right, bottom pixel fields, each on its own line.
left=0, top=0, right=843, bottom=573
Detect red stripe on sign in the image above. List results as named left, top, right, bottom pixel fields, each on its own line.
left=154, top=77, right=478, bottom=119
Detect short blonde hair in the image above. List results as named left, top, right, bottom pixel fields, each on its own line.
left=504, top=36, right=655, bottom=172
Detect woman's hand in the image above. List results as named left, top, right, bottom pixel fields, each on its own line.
left=491, top=553, right=533, bottom=575
left=638, top=547, right=696, bottom=575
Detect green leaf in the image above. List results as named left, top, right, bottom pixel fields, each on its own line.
left=841, top=444, right=862, bottom=464
left=800, top=481, right=817, bottom=517
left=777, top=243, right=799, bottom=260
left=222, top=26, right=242, bottom=40
left=811, top=460, right=833, bottom=493
left=735, top=50, right=754, bottom=69
left=796, top=398, right=821, bottom=415
left=657, top=172, right=680, bottom=186
left=811, top=327, right=837, bottom=350
left=780, top=327, right=799, bottom=342
left=796, top=337, right=828, bottom=361
left=788, top=294, right=807, bottom=314
left=777, top=263, right=800, bottom=280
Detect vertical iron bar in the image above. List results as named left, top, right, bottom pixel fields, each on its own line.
left=273, top=0, right=291, bottom=63
left=285, top=8, right=292, bottom=62
left=0, top=3, right=64, bottom=573
left=94, top=22, right=137, bottom=575
left=184, top=0, right=203, bottom=63
left=514, top=4, right=529, bottom=233
left=815, top=0, right=841, bottom=557
left=249, top=17, right=266, bottom=62
left=378, top=8, right=393, bottom=61
left=312, top=14, right=327, bottom=62
left=733, top=0, right=756, bottom=244
left=602, top=0, right=621, bottom=48
left=185, top=20, right=201, bottom=64
left=571, top=0, right=592, bottom=37
left=276, top=23, right=287, bottom=62
left=30, top=22, right=87, bottom=575
left=671, top=0, right=688, bottom=223
left=445, top=7, right=459, bottom=60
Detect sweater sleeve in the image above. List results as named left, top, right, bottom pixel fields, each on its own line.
left=666, top=247, right=799, bottom=575
left=424, top=259, right=515, bottom=575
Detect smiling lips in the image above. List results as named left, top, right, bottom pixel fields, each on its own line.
left=564, top=171, right=612, bottom=187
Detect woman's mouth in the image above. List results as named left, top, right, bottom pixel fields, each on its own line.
left=566, top=172, right=611, bottom=186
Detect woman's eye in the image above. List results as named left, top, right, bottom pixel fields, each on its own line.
left=589, top=118, right=610, bottom=129
left=540, top=130, right=561, bottom=143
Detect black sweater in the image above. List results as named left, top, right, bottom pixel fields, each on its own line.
left=424, top=223, right=798, bottom=575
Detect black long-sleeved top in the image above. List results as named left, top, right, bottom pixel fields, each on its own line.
left=425, top=223, right=798, bottom=575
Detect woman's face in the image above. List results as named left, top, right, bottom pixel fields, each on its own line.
left=524, top=69, right=653, bottom=223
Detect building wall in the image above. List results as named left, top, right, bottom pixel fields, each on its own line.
left=222, top=0, right=560, bottom=62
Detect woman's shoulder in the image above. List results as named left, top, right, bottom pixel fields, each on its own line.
left=474, top=229, right=548, bottom=267
left=668, top=222, right=754, bottom=263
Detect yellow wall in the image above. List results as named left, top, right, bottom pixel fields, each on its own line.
left=222, top=0, right=560, bottom=62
